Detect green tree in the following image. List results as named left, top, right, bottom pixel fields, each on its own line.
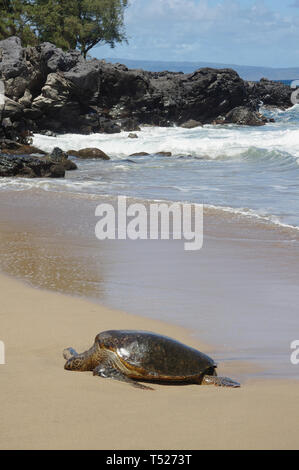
left=31, top=0, right=128, bottom=57
left=0, top=0, right=14, bottom=39
left=0, top=0, right=128, bottom=56
left=0, top=0, right=37, bottom=45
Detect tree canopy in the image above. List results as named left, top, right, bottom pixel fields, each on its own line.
left=0, top=0, right=128, bottom=57
left=0, top=0, right=38, bottom=45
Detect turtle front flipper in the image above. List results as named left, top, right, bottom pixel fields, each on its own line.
left=202, top=375, right=240, bottom=388
left=93, top=364, right=154, bottom=391
left=63, top=347, right=78, bottom=361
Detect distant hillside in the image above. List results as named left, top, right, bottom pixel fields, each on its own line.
left=105, top=58, right=299, bottom=81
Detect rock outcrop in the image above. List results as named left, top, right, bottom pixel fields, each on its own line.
left=0, top=141, right=46, bottom=155
left=0, top=145, right=77, bottom=178
left=0, top=154, right=66, bottom=178
left=247, top=78, right=292, bottom=109
left=1, top=36, right=292, bottom=142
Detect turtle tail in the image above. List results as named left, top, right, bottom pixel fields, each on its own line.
left=202, top=375, right=240, bottom=388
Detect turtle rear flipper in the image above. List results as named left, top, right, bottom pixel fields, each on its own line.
left=202, top=375, right=240, bottom=388
left=93, top=364, right=154, bottom=391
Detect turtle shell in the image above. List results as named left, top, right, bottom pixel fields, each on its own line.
left=96, top=330, right=216, bottom=382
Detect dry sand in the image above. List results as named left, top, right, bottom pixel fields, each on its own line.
left=0, top=273, right=298, bottom=450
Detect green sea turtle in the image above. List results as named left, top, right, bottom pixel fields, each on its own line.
left=63, top=330, right=240, bottom=390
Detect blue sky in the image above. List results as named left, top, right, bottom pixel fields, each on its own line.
left=94, top=0, right=299, bottom=67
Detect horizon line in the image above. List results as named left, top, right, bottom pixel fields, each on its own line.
left=103, top=56, right=299, bottom=71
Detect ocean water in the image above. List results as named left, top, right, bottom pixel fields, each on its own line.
left=105, top=57, right=299, bottom=82
left=1, top=103, right=295, bottom=231
left=277, top=80, right=293, bottom=86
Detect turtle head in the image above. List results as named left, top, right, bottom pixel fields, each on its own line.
left=64, top=354, right=85, bottom=371
left=63, top=345, right=99, bottom=371
left=63, top=347, right=86, bottom=371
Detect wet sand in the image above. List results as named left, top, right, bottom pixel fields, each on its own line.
left=0, top=273, right=299, bottom=450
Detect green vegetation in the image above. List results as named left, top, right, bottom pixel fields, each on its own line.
left=0, top=0, right=128, bottom=57
left=0, top=0, right=37, bottom=45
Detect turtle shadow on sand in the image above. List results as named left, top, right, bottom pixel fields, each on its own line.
left=63, top=330, right=240, bottom=391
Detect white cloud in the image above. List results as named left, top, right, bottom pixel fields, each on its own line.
left=98, top=0, right=299, bottom=67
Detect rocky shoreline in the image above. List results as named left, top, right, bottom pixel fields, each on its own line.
left=0, top=147, right=78, bottom=178
left=0, top=36, right=292, bottom=178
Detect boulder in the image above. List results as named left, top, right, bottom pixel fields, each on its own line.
left=50, top=146, right=68, bottom=161
left=156, top=151, right=172, bottom=157
left=0, top=37, right=43, bottom=100
left=18, top=89, right=32, bottom=107
left=50, top=147, right=77, bottom=170
left=2, top=97, right=24, bottom=118
left=224, top=106, right=268, bottom=126
left=180, top=120, right=203, bottom=129
left=39, top=42, right=82, bottom=74
left=129, top=152, right=150, bottom=157
left=66, top=148, right=110, bottom=160
left=35, top=73, right=72, bottom=106
left=0, top=37, right=26, bottom=80
left=98, top=118, right=121, bottom=134
left=0, top=154, right=65, bottom=178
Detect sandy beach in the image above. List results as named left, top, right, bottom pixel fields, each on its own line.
left=0, top=272, right=298, bottom=450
